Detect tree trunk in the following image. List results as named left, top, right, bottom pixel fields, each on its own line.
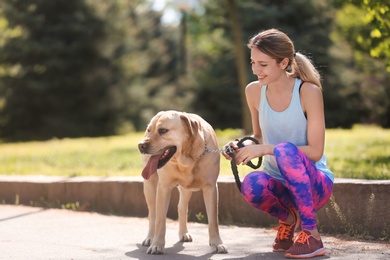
left=227, top=0, right=252, bottom=133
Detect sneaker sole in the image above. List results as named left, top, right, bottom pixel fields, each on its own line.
left=273, top=248, right=288, bottom=252
left=284, top=248, right=326, bottom=259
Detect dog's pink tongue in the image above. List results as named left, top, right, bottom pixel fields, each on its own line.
left=141, top=154, right=160, bottom=180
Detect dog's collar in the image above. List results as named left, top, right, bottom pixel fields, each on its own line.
left=195, top=141, right=224, bottom=160
left=196, top=148, right=209, bottom=160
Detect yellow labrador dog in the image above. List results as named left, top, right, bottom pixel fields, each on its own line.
left=138, top=110, right=227, bottom=255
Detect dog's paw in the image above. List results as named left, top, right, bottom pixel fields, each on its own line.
left=142, top=237, right=152, bottom=247
left=179, top=233, right=193, bottom=242
left=215, top=244, right=228, bottom=254
left=146, top=244, right=165, bottom=254
left=210, top=240, right=228, bottom=254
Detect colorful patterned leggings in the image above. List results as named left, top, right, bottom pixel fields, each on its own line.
left=241, top=142, right=333, bottom=230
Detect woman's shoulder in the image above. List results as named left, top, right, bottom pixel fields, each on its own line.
left=245, top=81, right=262, bottom=109
left=245, top=81, right=262, bottom=92
left=299, top=81, right=322, bottom=96
left=299, top=81, right=323, bottom=112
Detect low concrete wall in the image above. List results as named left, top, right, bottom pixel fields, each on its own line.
left=0, top=176, right=389, bottom=239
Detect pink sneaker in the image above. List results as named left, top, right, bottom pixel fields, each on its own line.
left=272, top=211, right=300, bottom=252
left=284, top=230, right=326, bottom=259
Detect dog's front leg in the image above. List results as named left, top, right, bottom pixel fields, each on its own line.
left=203, top=184, right=228, bottom=253
left=142, top=173, right=158, bottom=247
left=147, top=182, right=172, bottom=254
left=177, top=186, right=193, bottom=242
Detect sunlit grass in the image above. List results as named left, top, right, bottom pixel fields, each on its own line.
left=324, top=125, right=390, bottom=180
left=0, top=125, right=389, bottom=179
left=0, top=134, right=144, bottom=177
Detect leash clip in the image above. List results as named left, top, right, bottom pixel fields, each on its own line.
left=224, top=145, right=235, bottom=156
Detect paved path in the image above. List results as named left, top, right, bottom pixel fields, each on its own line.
left=0, top=205, right=389, bottom=260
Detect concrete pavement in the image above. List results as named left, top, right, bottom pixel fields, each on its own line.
left=0, top=205, right=389, bottom=260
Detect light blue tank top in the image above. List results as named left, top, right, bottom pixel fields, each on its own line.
left=258, top=78, right=334, bottom=184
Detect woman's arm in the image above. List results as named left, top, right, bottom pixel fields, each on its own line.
left=233, top=82, right=275, bottom=165
left=245, top=81, right=262, bottom=143
left=221, top=81, right=267, bottom=160
left=298, top=82, right=325, bottom=162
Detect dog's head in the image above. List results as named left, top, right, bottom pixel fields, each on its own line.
left=138, top=110, right=204, bottom=180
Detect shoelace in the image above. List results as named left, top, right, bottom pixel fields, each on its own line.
left=273, top=223, right=294, bottom=240
left=293, top=231, right=310, bottom=244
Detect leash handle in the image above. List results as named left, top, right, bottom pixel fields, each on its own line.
left=236, top=137, right=262, bottom=169
left=226, top=136, right=263, bottom=192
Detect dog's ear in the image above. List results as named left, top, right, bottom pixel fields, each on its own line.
left=180, top=113, right=198, bottom=136
left=180, top=113, right=205, bottom=157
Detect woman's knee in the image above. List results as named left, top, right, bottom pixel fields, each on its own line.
left=274, top=142, right=302, bottom=179
left=273, top=142, right=297, bottom=157
left=241, top=171, right=270, bottom=204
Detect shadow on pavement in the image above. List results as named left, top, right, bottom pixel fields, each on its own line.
left=0, top=208, right=46, bottom=222
left=125, top=242, right=215, bottom=260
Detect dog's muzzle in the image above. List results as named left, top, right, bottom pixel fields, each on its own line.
left=138, top=142, right=148, bottom=154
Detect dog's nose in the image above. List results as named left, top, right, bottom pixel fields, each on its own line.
left=138, top=142, right=148, bottom=153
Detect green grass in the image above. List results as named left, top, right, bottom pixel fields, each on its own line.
left=0, top=125, right=389, bottom=179
left=0, top=134, right=144, bottom=177
left=324, top=125, right=390, bottom=180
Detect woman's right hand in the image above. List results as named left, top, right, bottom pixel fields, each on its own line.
left=222, top=140, right=239, bottom=160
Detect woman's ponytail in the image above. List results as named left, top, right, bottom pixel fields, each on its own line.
left=289, top=52, right=322, bottom=89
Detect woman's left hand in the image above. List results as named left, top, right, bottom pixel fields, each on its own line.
left=235, top=145, right=261, bottom=165
left=235, top=144, right=273, bottom=165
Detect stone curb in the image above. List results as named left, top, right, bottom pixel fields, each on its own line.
left=0, top=175, right=389, bottom=239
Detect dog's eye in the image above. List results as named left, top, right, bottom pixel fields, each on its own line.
left=158, top=128, right=168, bottom=135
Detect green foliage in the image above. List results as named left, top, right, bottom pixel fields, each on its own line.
left=340, top=0, right=390, bottom=71
left=189, top=0, right=340, bottom=128
left=0, top=0, right=389, bottom=142
left=0, top=0, right=126, bottom=141
left=62, top=201, right=80, bottom=211
left=331, top=3, right=390, bottom=127
left=99, top=0, right=196, bottom=131
left=190, top=0, right=389, bottom=129
left=195, top=211, right=206, bottom=223
left=0, top=126, right=388, bottom=180
left=187, top=0, right=243, bottom=129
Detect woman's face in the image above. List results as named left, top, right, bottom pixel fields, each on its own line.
left=250, top=48, right=286, bottom=85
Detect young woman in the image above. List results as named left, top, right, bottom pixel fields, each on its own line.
left=223, top=28, right=334, bottom=259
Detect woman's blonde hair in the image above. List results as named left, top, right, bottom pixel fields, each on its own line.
left=247, top=28, right=322, bottom=88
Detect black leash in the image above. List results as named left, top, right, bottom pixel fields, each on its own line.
left=226, top=137, right=262, bottom=191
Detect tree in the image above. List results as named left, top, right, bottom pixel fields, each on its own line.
left=124, top=6, right=189, bottom=131
left=93, top=0, right=195, bottom=131
left=188, top=0, right=244, bottom=130
left=331, top=2, right=390, bottom=127
left=337, top=0, right=390, bottom=71
left=0, top=0, right=125, bottom=141
left=190, top=0, right=339, bottom=129
left=227, top=0, right=251, bottom=133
